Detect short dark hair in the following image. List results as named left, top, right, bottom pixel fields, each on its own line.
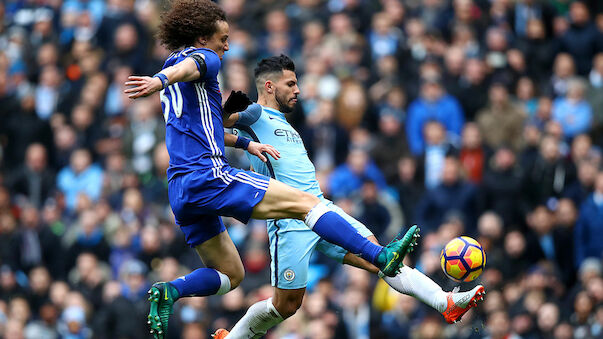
left=157, top=0, right=226, bottom=51
left=254, top=54, right=296, bottom=80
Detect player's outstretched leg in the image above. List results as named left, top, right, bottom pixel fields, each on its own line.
left=253, top=180, right=417, bottom=276
left=377, top=225, right=420, bottom=276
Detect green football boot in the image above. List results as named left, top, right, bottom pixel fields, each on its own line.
left=147, top=282, right=179, bottom=339
left=376, top=225, right=421, bottom=277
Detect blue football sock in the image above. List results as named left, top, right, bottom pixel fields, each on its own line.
left=311, top=211, right=383, bottom=263
left=169, top=268, right=223, bottom=297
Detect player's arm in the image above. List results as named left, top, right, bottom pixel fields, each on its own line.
left=224, top=102, right=262, bottom=128
left=125, top=55, right=205, bottom=99
left=224, top=133, right=280, bottom=162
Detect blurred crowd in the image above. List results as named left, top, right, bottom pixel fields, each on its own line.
left=1, top=0, right=603, bottom=338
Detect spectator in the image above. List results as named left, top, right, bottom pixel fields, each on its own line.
left=8, top=143, right=55, bottom=208
left=564, top=159, right=597, bottom=206
left=370, top=104, right=409, bottom=183
left=18, top=205, right=63, bottom=278
left=416, top=156, right=480, bottom=232
left=4, top=88, right=53, bottom=171
left=368, top=12, right=403, bottom=61
left=482, top=146, right=524, bottom=226
left=523, top=136, right=575, bottom=207
left=65, top=210, right=111, bottom=269
left=529, top=96, right=554, bottom=130
left=587, top=53, right=603, bottom=142
left=355, top=180, right=392, bottom=241
left=515, top=76, right=539, bottom=117
left=328, top=148, right=387, bottom=200
left=552, top=77, right=593, bottom=139
left=574, top=171, right=603, bottom=267
left=56, top=148, right=103, bottom=212
left=406, top=75, right=465, bottom=155
left=459, top=122, right=487, bottom=184
left=394, top=157, right=424, bottom=225
left=456, top=57, right=489, bottom=121
left=476, top=82, right=527, bottom=151
left=559, top=1, right=603, bottom=76
left=517, top=18, right=556, bottom=84
left=419, top=120, right=457, bottom=190
left=549, top=53, right=577, bottom=97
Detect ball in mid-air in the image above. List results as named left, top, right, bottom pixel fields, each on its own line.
left=440, top=236, right=486, bottom=282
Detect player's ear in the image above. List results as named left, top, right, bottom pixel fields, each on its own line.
left=265, top=81, right=273, bottom=94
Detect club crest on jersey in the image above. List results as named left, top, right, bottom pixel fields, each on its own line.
left=284, top=269, right=295, bottom=281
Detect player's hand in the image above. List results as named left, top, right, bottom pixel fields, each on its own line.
left=124, top=76, right=163, bottom=99
left=247, top=141, right=280, bottom=162
left=223, top=90, right=252, bottom=114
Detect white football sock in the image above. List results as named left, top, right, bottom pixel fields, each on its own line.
left=226, top=298, right=283, bottom=339
left=383, top=266, right=448, bottom=313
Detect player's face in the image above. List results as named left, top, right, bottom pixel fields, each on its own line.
left=204, top=20, right=230, bottom=60
left=273, top=70, right=300, bottom=113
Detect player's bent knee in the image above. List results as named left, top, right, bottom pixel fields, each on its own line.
left=298, top=191, right=320, bottom=215
left=228, top=266, right=245, bottom=290
left=277, top=298, right=302, bottom=319
left=274, top=290, right=304, bottom=319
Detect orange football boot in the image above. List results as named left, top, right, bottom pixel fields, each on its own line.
left=212, top=329, right=229, bottom=339
left=442, top=285, right=485, bottom=324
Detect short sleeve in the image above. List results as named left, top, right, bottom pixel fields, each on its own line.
left=189, top=49, right=221, bottom=80
left=235, top=103, right=262, bottom=127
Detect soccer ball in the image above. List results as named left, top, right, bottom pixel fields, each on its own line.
left=440, top=236, right=486, bottom=282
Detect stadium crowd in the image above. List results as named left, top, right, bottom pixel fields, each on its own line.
left=1, top=0, right=603, bottom=338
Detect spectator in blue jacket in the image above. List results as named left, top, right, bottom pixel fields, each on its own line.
left=406, top=75, right=465, bottom=155
left=552, top=78, right=593, bottom=139
left=574, top=171, right=603, bottom=267
left=56, top=148, right=104, bottom=212
left=559, top=1, right=603, bottom=76
left=415, top=156, right=480, bottom=233
left=328, top=148, right=387, bottom=200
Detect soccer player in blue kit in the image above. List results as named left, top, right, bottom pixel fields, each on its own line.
left=212, top=55, right=486, bottom=338
left=124, top=1, right=419, bottom=338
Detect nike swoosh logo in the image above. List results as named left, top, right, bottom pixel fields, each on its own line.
left=385, top=251, right=399, bottom=271
left=268, top=116, right=275, bottom=119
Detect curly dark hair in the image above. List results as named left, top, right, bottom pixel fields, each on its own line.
left=157, top=0, right=227, bottom=51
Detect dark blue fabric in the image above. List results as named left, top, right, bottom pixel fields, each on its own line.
left=312, top=211, right=382, bottom=264
left=574, top=194, right=603, bottom=267
left=170, top=268, right=221, bottom=297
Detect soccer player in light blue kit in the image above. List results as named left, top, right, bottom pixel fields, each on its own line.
left=213, top=55, right=486, bottom=338
left=124, top=1, right=419, bottom=338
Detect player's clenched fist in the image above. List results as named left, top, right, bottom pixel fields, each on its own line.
left=224, top=90, right=252, bottom=114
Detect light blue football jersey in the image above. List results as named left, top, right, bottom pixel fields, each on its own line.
left=234, top=104, right=324, bottom=230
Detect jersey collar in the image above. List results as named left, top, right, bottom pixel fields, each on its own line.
left=261, top=105, right=287, bottom=121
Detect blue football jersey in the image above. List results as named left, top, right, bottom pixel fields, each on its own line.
left=160, top=47, right=227, bottom=180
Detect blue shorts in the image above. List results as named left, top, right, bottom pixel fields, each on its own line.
left=268, top=200, right=373, bottom=289
left=169, top=165, right=270, bottom=247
